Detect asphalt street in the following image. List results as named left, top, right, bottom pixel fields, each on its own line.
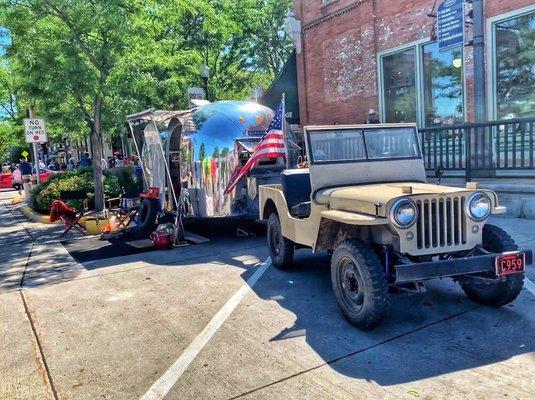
left=1, top=189, right=534, bottom=400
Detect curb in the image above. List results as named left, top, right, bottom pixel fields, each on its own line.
left=20, top=205, right=58, bottom=224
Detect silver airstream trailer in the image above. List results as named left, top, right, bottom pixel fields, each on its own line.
left=126, top=101, right=294, bottom=220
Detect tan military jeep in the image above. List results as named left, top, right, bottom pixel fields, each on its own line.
left=259, top=124, right=532, bottom=330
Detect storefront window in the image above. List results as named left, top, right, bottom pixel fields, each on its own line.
left=382, top=48, right=417, bottom=123
left=422, top=43, right=463, bottom=126
left=495, top=11, right=535, bottom=119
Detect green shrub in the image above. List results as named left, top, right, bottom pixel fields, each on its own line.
left=104, top=166, right=138, bottom=194
left=31, top=167, right=122, bottom=214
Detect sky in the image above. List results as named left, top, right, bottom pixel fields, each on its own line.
left=0, top=27, right=10, bottom=56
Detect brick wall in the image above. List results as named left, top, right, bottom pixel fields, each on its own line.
left=294, top=0, right=535, bottom=125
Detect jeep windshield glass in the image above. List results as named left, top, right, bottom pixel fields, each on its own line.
left=364, top=128, right=420, bottom=159
left=308, top=127, right=420, bottom=163
left=309, top=129, right=366, bottom=162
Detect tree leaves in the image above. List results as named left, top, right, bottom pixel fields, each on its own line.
left=0, top=0, right=293, bottom=142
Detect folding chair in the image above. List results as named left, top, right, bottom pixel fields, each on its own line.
left=59, top=190, right=88, bottom=237
left=108, top=191, right=142, bottom=230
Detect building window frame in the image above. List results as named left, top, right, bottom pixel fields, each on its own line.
left=377, top=38, right=465, bottom=127
left=486, top=4, right=535, bottom=120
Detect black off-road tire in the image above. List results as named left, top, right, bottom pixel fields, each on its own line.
left=129, top=198, right=159, bottom=236
left=267, top=212, right=295, bottom=270
left=459, top=224, right=524, bottom=307
left=331, top=239, right=388, bottom=330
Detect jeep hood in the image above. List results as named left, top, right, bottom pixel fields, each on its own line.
left=316, top=182, right=470, bottom=217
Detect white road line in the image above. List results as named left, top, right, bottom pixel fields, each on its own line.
left=524, top=278, right=535, bottom=296
left=140, top=258, right=272, bottom=400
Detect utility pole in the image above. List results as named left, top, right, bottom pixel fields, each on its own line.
left=469, top=0, right=493, bottom=177
left=28, top=106, right=41, bottom=185
left=472, top=0, right=486, bottom=122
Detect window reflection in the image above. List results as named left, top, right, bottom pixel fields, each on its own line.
left=382, top=48, right=417, bottom=123
left=495, top=11, right=535, bottom=119
left=422, top=43, right=463, bottom=126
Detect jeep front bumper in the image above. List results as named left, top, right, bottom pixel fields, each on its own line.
left=395, top=250, right=533, bottom=283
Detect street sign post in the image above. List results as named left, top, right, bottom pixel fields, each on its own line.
left=187, top=87, right=205, bottom=106
left=437, top=0, right=465, bottom=51
left=23, top=117, right=47, bottom=185
left=23, top=118, right=48, bottom=143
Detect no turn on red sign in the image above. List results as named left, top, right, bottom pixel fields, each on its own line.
left=23, top=118, right=48, bottom=143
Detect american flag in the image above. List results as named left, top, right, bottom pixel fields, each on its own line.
left=224, top=101, right=286, bottom=195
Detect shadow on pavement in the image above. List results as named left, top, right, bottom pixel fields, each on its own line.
left=247, top=249, right=534, bottom=386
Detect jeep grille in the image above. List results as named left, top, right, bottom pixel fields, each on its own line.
left=415, top=197, right=467, bottom=249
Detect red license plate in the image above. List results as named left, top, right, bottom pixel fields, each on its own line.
left=495, top=252, right=525, bottom=276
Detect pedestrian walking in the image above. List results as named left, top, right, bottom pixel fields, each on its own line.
left=19, top=157, right=32, bottom=176
left=12, top=165, right=22, bottom=193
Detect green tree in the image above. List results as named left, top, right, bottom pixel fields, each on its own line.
left=0, top=0, right=294, bottom=205
left=0, top=59, right=27, bottom=163
left=1, top=0, right=152, bottom=209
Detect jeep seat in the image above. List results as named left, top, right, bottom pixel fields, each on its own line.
left=281, top=169, right=311, bottom=218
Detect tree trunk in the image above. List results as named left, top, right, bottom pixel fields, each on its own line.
left=91, top=96, right=105, bottom=211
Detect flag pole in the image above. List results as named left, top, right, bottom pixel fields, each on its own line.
left=282, top=93, right=288, bottom=167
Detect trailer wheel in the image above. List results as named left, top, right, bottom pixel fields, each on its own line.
left=459, top=225, right=524, bottom=307
left=331, top=239, right=388, bottom=330
left=267, top=212, right=295, bottom=270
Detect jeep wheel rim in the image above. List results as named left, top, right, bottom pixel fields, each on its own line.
left=339, top=257, right=364, bottom=312
left=269, top=226, right=281, bottom=256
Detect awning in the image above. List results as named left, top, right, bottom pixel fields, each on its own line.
left=260, top=50, right=300, bottom=125
left=126, top=109, right=195, bottom=131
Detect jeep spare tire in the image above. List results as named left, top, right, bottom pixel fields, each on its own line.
left=331, top=239, right=388, bottom=330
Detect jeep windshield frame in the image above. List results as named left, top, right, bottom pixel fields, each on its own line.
left=305, top=124, right=422, bottom=165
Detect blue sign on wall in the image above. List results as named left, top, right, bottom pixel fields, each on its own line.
left=437, top=0, right=465, bottom=51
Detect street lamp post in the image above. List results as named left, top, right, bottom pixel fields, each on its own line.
left=200, top=64, right=211, bottom=101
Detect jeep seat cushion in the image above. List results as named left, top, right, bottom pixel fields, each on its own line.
left=281, top=168, right=311, bottom=211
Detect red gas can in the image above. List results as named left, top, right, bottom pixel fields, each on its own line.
left=150, top=231, right=173, bottom=250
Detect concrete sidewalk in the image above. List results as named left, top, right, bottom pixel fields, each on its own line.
left=1, top=189, right=534, bottom=400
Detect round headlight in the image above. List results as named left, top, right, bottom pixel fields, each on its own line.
left=467, top=192, right=491, bottom=221
left=390, top=198, right=417, bottom=228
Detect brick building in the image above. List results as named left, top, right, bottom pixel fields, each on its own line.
left=291, top=0, right=535, bottom=127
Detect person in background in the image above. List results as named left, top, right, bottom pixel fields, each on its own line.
left=12, top=164, right=22, bottom=193
left=114, top=155, right=123, bottom=168
left=79, top=152, right=92, bottom=167
left=101, top=157, right=108, bottom=171
left=19, top=157, right=32, bottom=176
left=133, top=157, right=144, bottom=193
left=365, top=109, right=381, bottom=124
